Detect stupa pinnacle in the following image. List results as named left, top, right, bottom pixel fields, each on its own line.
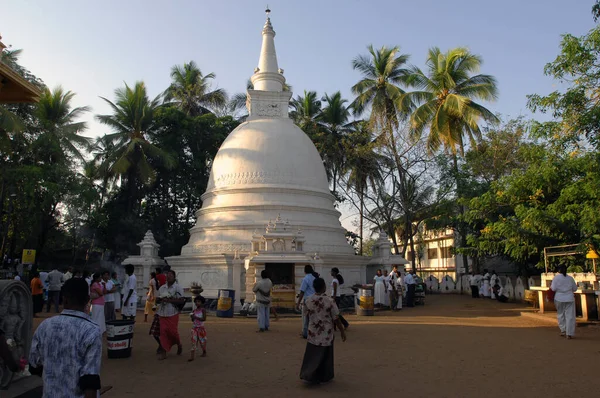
left=251, top=8, right=285, bottom=92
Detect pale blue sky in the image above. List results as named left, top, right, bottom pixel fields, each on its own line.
left=2, top=0, right=596, bottom=232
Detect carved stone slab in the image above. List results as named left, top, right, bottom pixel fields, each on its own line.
left=0, top=280, right=32, bottom=389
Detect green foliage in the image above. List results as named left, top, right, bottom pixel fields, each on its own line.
left=527, top=24, right=600, bottom=149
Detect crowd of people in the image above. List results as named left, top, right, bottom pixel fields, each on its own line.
left=372, top=266, right=419, bottom=309
left=468, top=269, right=508, bottom=302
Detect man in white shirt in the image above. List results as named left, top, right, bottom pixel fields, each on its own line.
left=46, top=268, right=64, bottom=313
left=404, top=270, right=416, bottom=307
left=156, top=269, right=185, bottom=359
left=469, top=271, right=481, bottom=298
left=102, top=270, right=117, bottom=322
left=121, top=265, right=138, bottom=320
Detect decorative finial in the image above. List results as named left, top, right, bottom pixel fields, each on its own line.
left=266, top=5, right=271, bottom=18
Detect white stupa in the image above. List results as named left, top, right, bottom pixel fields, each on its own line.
left=166, top=10, right=404, bottom=309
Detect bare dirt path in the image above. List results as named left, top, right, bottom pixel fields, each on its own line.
left=31, top=295, right=600, bottom=398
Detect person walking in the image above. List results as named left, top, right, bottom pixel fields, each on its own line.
left=299, top=277, right=347, bottom=384
left=253, top=270, right=273, bottom=332
left=30, top=272, right=44, bottom=316
left=469, top=271, right=481, bottom=298
left=550, top=265, right=578, bottom=339
left=188, top=296, right=207, bottom=362
left=404, top=270, right=416, bottom=307
left=46, top=268, right=63, bottom=313
left=122, top=265, right=137, bottom=320
left=144, top=272, right=158, bottom=322
left=90, top=273, right=106, bottom=334
left=29, top=278, right=103, bottom=398
left=296, top=265, right=319, bottom=339
left=330, top=268, right=349, bottom=329
left=156, top=270, right=185, bottom=360
left=102, top=271, right=117, bottom=322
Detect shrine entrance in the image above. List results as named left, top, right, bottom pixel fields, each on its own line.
left=266, top=262, right=296, bottom=310
left=265, top=262, right=295, bottom=285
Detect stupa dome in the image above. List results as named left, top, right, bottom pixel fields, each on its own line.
left=206, top=118, right=330, bottom=194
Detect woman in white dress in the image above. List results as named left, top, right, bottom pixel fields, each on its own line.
left=373, top=269, right=387, bottom=307
left=550, top=265, right=578, bottom=339
left=482, top=269, right=491, bottom=298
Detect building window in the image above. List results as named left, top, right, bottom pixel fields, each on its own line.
left=406, top=251, right=414, bottom=261
left=427, top=248, right=438, bottom=259
left=440, top=246, right=453, bottom=258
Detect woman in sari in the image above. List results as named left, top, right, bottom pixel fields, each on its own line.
left=144, top=272, right=157, bottom=322
left=300, top=277, right=346, bottom=384
left=90, top=272, right=106, bottom=334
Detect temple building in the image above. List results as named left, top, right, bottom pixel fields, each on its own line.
left=166, top=11, right=405, bottom=309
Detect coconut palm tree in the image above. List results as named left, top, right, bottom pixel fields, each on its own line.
left=34, top=86, right=91, bottom=164
left=96, top=81, right=175, bottom=211
left=290, top=90, right=321, bottom=134
left=343, top=121, right=388, bottom=255
left=405, top=47, right=498, bottom=273
left=406, top=47, right=499, bottom=157
left=164, top=61, right=227, bottom=116
left=318, top=91, right=352, bottom=193
left=351, top=45, right=411, bottom=156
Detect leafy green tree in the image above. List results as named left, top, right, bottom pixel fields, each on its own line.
left=464, top=145, right=600, bottom=272
left=164, top=61, right=227, bottom=116
left=527, top=22, right=600, bottom=149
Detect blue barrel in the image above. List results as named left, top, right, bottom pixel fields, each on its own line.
left=106, top=319, right=135, bottom=358
left=216, top=289, right=235, bottom=318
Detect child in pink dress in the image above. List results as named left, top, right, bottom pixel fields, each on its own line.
left=188, top=296, right=207, bottom=362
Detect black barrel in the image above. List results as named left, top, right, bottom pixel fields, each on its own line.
left=106, top=319, right=135, bottom=358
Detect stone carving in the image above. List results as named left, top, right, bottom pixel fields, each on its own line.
left=0, top=280, right=32, bottom=389
left=272, top=239, right=285, bottom=252
left=213, top=171, right=302, bottom=187
left=191, top=244, right=251, bottom=254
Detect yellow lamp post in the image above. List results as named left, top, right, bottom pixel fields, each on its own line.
left=586, top=249, right=599, bottom=274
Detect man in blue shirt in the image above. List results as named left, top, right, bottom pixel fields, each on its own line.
left=296, top=265, right=318, bottom=339
left=30, top=278, right=102, bottom=398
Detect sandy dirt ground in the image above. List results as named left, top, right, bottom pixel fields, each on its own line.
left=28, top=295, right=600, bottom=398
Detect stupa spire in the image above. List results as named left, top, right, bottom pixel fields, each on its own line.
left=251, top=7, right=285, bottom=92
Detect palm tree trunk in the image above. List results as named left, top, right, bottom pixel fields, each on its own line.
left=359, top=186, right=364, bottom=256
left=452, top=153, right=469, bottom=275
